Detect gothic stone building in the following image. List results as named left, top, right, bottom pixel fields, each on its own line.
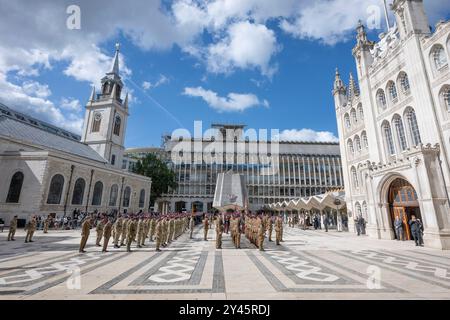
left=0, top=46, right=152, bottom=223
left=334, top=0, right=450, bottom=249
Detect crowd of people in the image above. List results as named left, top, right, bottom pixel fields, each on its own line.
left=3, top=209, right=425, bottom=249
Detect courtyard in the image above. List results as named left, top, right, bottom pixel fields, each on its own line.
left=0, top=226, right=449, bottom=300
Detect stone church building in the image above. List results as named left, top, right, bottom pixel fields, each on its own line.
left=334, top=0, right=450, bottom=249
left=0, top=45, right=152, bottom=223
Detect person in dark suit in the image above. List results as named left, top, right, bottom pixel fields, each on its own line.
left=409, top=215, right=424, bottom=247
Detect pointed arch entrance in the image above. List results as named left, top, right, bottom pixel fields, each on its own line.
left=388, top=178, right=421, bottom=240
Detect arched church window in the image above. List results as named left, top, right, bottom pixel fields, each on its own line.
left=344, top=113, right=351, bottom=129
left=111, top=155, right=116, bottom=166
left=47, top=174, right=65, bottom=204
left=71, top=178, right=86, bottom=205
left=92, top=113, right=102, bottom=133
left=92, top=181, right=103, bottom=206
left=109, top=184, right=118, bottom=207
left=431, top=45, right=448, bottom=70
left=123, top=186, right=131, bottom=208
left=442, top=86, right=450, bottom=112
left=387, top=81, right=398, bottom=102
left=377, top=90, right=387, bottom=110
left=357, top=104, right=364, bottom=121
left=361, top=131, right=368, bottom=149
left=354, top=135, right=362, bottom=152
left=113, top=115, right=121, bottom=136
left=382, top=122, right=396, bottom=156
left=351, top=109, right=357, bottom=124
left=393, top=115, right=408, bottom=151
left=139, top=189, right=145, bottom=208
left=398, top=72, right=410, bottom=93
left=6, top=172, right=24, bottom=203
left=351, top=167, right=359, bottom=189
left=405, top=108, right=421, bottom=147
left=347, top=139, right=354, bottom=155
left=362, top=202, right=368, bottom=220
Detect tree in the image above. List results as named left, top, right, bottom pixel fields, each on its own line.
left=132, top=154, right=178, bottom=206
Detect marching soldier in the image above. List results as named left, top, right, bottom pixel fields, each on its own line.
left=95, top=217, right=105, bottom=246
left=24, top=216, right=37, bottom=243
left=155, top=218, right=163, bottom=252
left=120, top=216, right=129, bottom=246
left=102, top=219, right=113, bottom=252
left=168, top=216, right=175, bottom=243
left=267, top=216, right=273, bottom=242
left=149, top=216, right=156, bottom=242
left=275, top=215, right=282, bottom=246
left=126, top=217, right=138, bottom=252
left=43, top=215, right=51, bottom=234
left=137, top=217, right=145, bottom=248
left=215, top=215, right=224, bottom=249
left=258, top=217, right=265, bottom=251
left=203, top=215, right=209, bottom=241
left=189, top=215, right=195, bottom=239
left=7, top=215, right=18, bottom=241
left=113, top=215, right=123, bottom=248
left=79, top=217, right=92, bottom=253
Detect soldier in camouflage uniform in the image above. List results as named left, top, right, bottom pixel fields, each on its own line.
left=203, top=215, right=209, bottom=241
left=120, top=217, right=129, bottom=246
left=113, top=215, right=123, bottom=248
left=258, top=216, right=265, bottom=251
left=95, top=217, right=105, bottom=246
left=24, top=216, right=37, bottom=243
left=102, top=219, right=113, bottom=252
left=215, top=215, right=224, bottom=249
left=137, top=217, right=145, bottom=248
left=43, top=215, right=51, bottom=234
left=79, top=217, right=92, bottom=253
left=275, top=215, right=282, bottom=246
left=155, top=218, right=163, bottom=252
left=267, top=215, right=273, bottom=242
left=149, top=216, right=156, bottom=242
left=7, top=215, right=18, bottom=241
left=126, top=217, right=138, bottom=252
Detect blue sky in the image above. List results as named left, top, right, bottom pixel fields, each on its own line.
left=0, top=0, right=449, bottom=148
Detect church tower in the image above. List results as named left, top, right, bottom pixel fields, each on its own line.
left=81, top=44, right=129, bottom=169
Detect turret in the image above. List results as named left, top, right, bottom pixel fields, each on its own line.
left=333, top=68, right=347, bottom=109
left=352, top=21, right=375, bottom=79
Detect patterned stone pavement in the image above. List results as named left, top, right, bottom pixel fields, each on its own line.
left=1, top=225, right=450, bottom=300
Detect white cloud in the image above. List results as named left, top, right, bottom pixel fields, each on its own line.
left=60, top=98, right=82, bottom=112
left=206, top=21, right=279, bottom=76
left=183, top=86, right=268, bottom=112
left=22, top=81, right=52, bottom=99
left=142, top=75, right=170, bottom=91
left=277, top=129, right=339, bottom=143
left=0, top=73, right=84, bottom=134
left=280, top=0, right=450, bottom=45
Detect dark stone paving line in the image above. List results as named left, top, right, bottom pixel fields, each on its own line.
left=247, top=250, right=390, bottom=293
left=338, top=250, right=450, bottom=291
left=90, top=240, right=226, bottom=295
left=0, top=252, right=129, bottom=296
left=305, top=250, right=406, bottom=293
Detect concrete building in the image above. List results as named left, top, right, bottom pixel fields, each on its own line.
left=125, top=124, right=343, bottom=213
left=334, top=0, right=450, bottom=249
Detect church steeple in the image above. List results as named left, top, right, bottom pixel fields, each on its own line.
left=110, top=43, right=120, bottom=75
left=82, top=43, right=129, bottom=169
left=99, top=44, right=124, bottom=101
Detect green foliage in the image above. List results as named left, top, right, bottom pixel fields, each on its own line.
left=132, top=154, right=178, bottom=206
